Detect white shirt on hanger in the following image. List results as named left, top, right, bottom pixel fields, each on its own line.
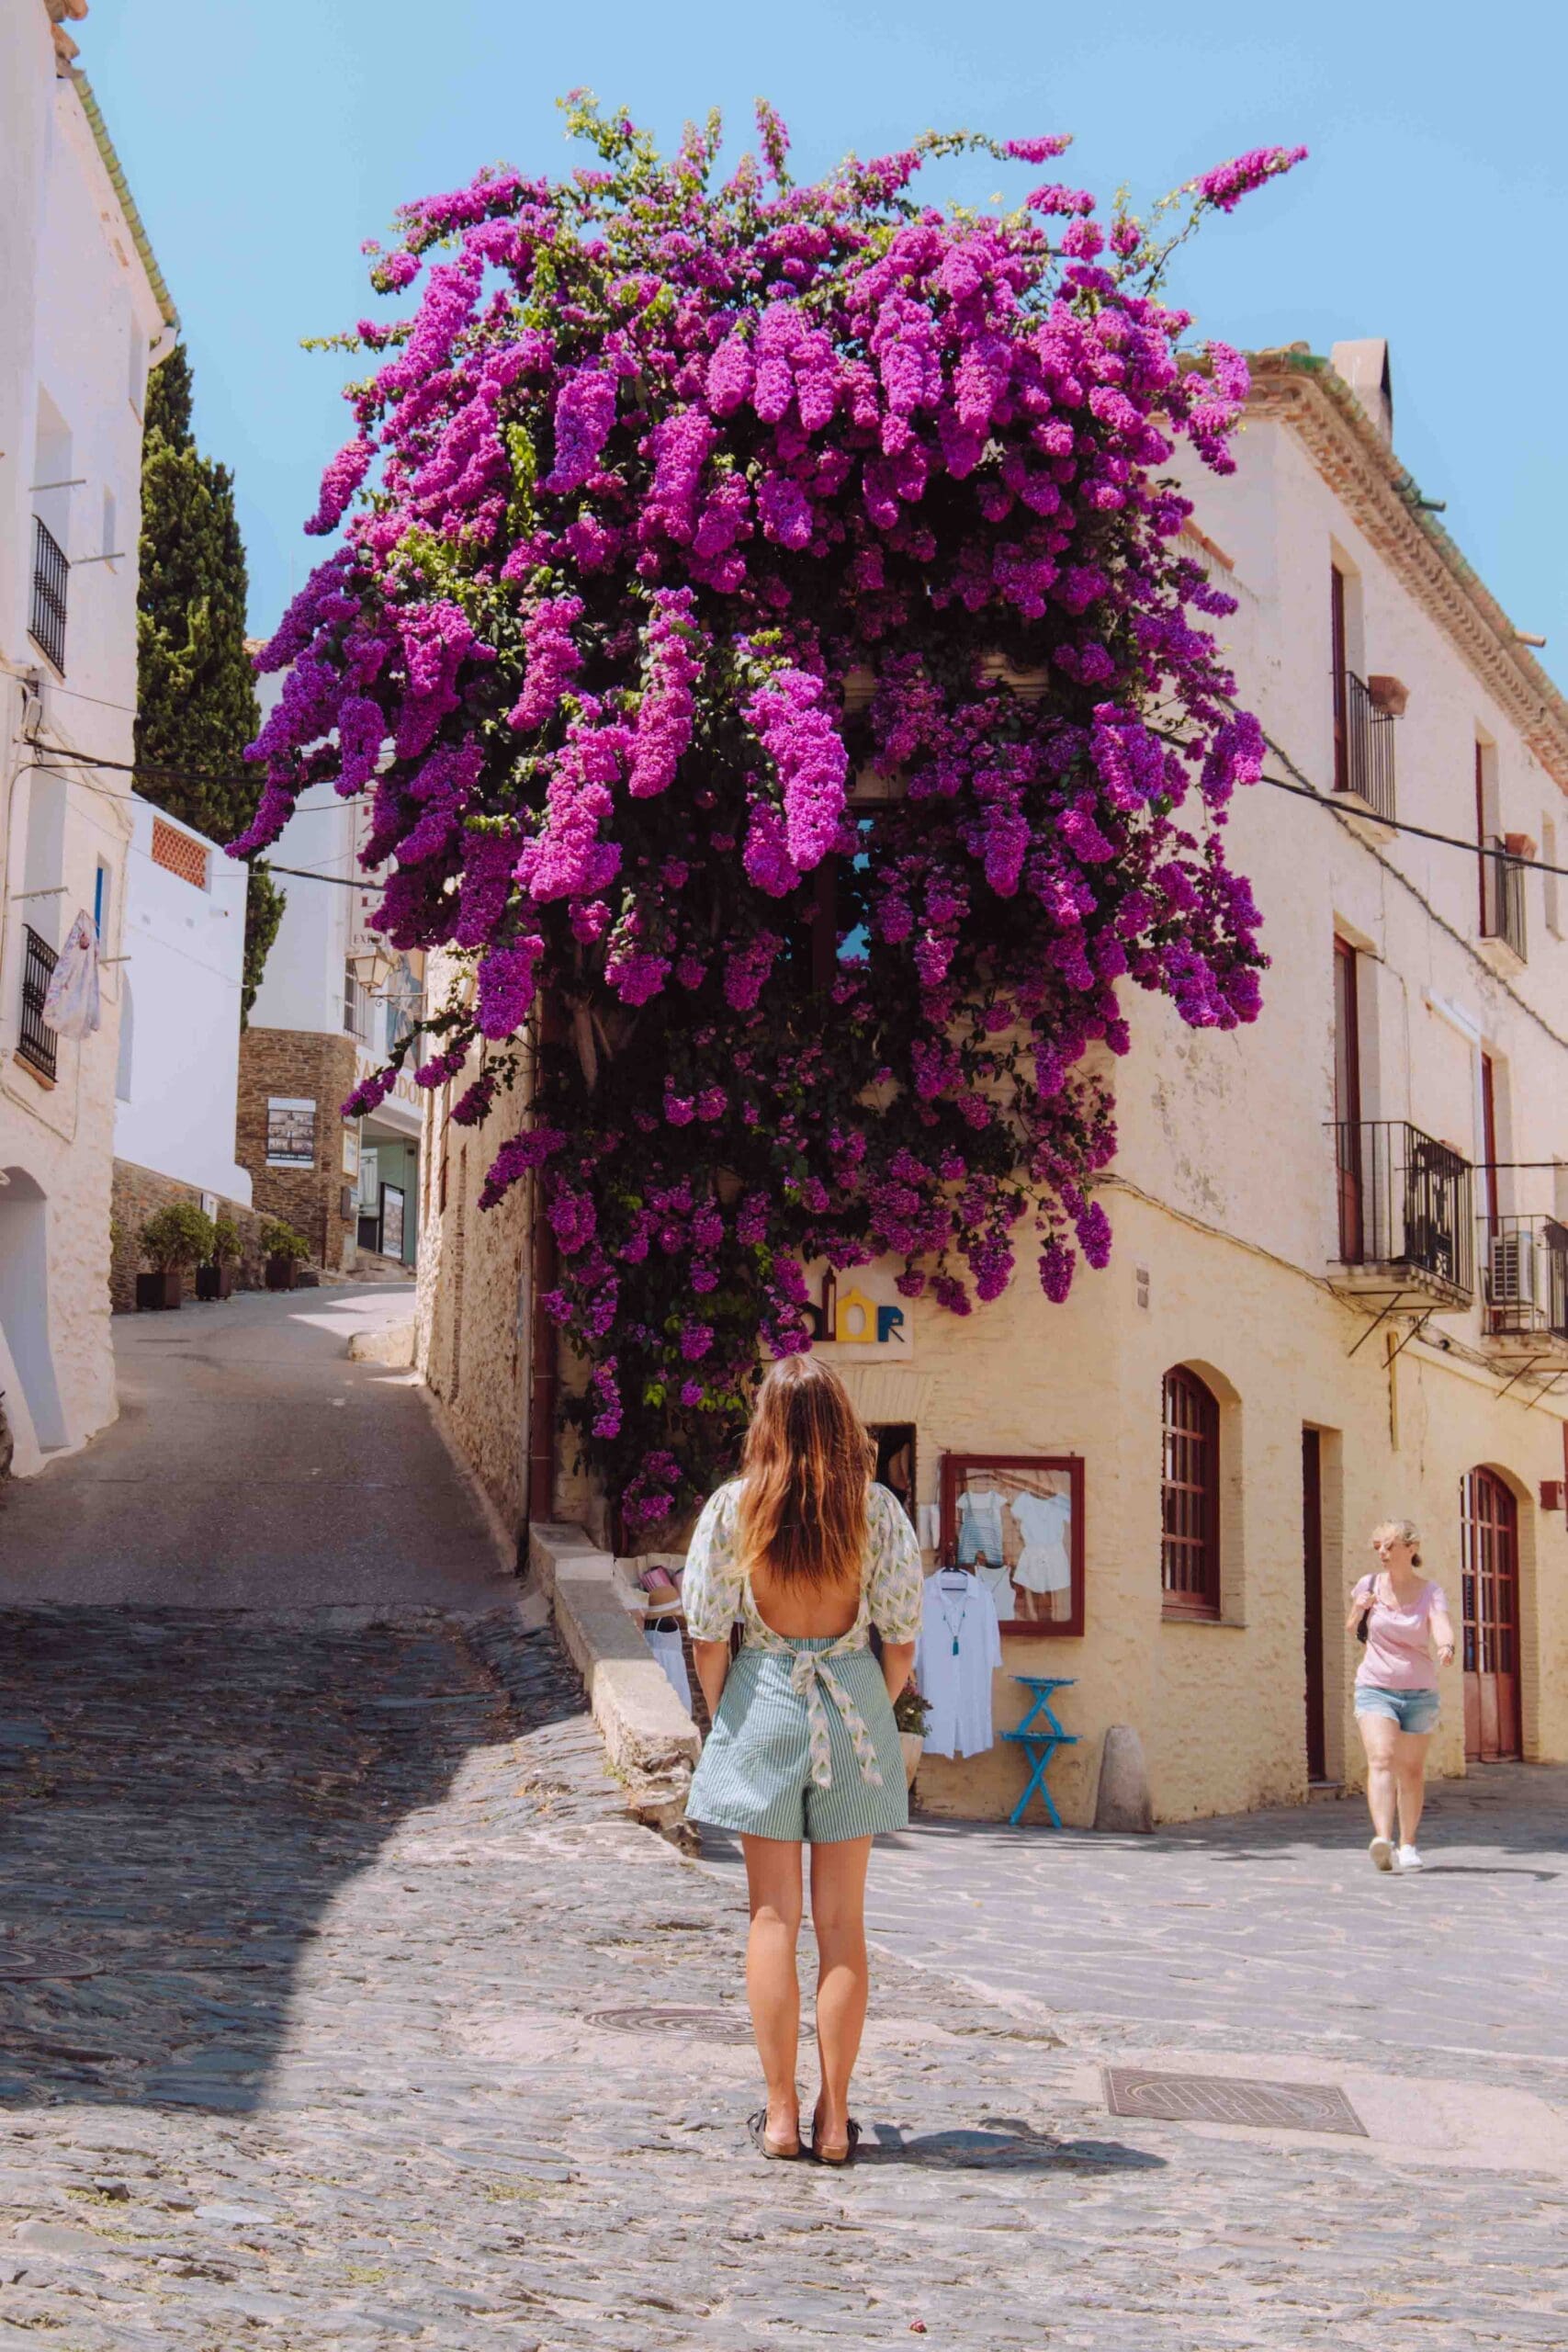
left=916, top=1572, right=1003, bottom=1758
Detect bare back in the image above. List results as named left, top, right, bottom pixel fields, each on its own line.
left=747, top=1559, right=863, bottom=1642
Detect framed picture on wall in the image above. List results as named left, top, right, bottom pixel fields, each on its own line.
left=940, top=1453, right=1085, bottom=1636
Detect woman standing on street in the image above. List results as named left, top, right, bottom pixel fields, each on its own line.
left=682, top=1354, right=922, bottom=2165
left=1348, top=1519, right=1455, bottom=1873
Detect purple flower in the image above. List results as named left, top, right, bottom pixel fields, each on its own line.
left=543, top=369, right=618, bottom=494
left=1190, top=145, right=1308, bottom=214
left=304, top=437, right=375, bottom=537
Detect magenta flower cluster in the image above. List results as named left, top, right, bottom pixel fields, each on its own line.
left=233, top=96, right=1300, bottom=1525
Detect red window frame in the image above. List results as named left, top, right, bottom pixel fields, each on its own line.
left=1162, top=1367, right=1222, bottom=1620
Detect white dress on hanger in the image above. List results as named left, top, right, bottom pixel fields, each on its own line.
left=1010, top=1490, right=1073, bottom=1594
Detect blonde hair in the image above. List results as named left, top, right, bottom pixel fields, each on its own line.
left=734, top=1355, right=874, bottom=1590
left=1371, top=1518, right=1422, bottom=1568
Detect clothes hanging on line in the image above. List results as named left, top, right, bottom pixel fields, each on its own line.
left=915, top=1572, right=1002, bottom=1758
left=1010, top=1490, right=1073, bottom=1594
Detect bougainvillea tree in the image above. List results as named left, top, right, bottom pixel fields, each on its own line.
left=235, top=98, right=1303, bottom=1525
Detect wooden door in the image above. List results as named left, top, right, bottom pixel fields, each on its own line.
left=1333, top=938, right=1362, bottom=1261
left=1461, top=1469, right=1521, bottom=1760
left=1302, top=1430, right=1326, bottom=1780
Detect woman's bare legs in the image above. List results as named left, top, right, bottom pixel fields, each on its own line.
left=808, top=1835, right=873, bottom=2156
left=1393, top=1727, right=1432, bottom=1846
left=740, top=1835, right=804, bottom=2152
left=1357, top=1713, right=1398, bottom=1841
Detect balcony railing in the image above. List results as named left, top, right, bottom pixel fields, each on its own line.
left=28, top=515, right=68, bottom=675
left=1332, top=1119, right=1474, bottom=1298
left=1481, top=1215, right=1568, bottom=1343
left=1331, top=665, right=1396, bottom=821
left=1481, top=836, right=1528, bottom=961
left=18, top=925, right=60, bottom=1082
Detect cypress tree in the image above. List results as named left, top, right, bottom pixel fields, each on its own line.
left=135, top=345, right=283, bottom=1019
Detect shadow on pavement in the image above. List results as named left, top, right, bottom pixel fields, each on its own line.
left=861, top=2119, right=1165, bottom=2172
left=0, top=1604, right=585, bottom=2114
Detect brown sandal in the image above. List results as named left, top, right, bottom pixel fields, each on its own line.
left=748, top=2108, right=801, bottom=2160
left=808, top=2115, right=861, bottom=2166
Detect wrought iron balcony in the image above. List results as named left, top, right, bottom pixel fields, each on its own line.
left=1331, top=665, right=1396, bottom=822
left=1480, top=837, right=1528, bottom=962
left=1330, top=1119, right=1474, bottom=1305
left=18, top=925, right=59, bottom=1082
left=1480, top=1216, right=1568, bottom=1351
left=28, top=514, right=68, bottom=676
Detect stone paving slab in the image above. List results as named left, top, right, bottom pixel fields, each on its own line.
left=1, top=1606, right=1564, bottom=2348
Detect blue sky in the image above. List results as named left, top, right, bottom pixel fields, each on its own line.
left=86, top=0, right=1568, bottom=687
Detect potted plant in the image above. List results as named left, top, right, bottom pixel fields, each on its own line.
left=261, top=1218, right=310, bottom=1291
left=136, top=1202, right=215, bottom=1312
left=894, top=1681, right=931, bottom=1787
left=196, top=1216, right=242, bottom=1302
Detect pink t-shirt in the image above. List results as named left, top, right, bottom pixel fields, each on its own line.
left=1354, top=1574, right=1449, bottom=1691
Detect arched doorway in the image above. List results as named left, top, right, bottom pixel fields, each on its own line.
left=0, top=1167, right=69, bottom=1455
left=1460, top=1468, right=1521, bottom=1761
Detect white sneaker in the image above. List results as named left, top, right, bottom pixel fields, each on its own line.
left=1369, top=1835, right=1394, bottom=1871
left=1397, top=1845, right=1424, bottom=1871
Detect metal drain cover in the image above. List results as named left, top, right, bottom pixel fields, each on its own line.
left=586, top=2004, right=810, bottom=2044
left=1104, top=2068, right=1365, bottom=2136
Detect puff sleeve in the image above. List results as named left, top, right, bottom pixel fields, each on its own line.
left=682, top=1482, right=745, bottom=1641
left=866, top=1483, right=924, bottom=1644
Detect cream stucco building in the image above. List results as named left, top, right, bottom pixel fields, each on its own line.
left=416, top=337, right=1568, bottom=1825
left=0, top=0, right=176, bottom=1476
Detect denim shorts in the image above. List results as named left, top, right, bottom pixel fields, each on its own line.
left=1355, top=1683, right=1439, bottom=1735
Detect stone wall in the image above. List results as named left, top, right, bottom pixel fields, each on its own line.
left=109, top=1159, right=266, bottom=1312
left=236, top=1027, right=361, bottom=1272
left=414, top=991, right=536, bottom=1547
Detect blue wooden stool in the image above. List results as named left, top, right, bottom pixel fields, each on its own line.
left=1003, top=1676, right=1077, bottom=1827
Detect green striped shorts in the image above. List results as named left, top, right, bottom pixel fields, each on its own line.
left=687, top=1639, right=909, bottom=1844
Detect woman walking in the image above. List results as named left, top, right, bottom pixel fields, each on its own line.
left=682, top=1355, right=922, bottom=2164
left=1348, top=1518, right=1455, bottom=1872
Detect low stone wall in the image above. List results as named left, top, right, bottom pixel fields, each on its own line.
left=109, top=1159, right=267, bottom=1313
left=527, top=1520, right=699, bottom=1829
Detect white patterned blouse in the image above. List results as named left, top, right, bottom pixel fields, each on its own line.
left=682, top=1478, right=925, bottom=1648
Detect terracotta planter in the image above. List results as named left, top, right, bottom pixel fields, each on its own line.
left=195, top=1263, right=234, bottom=1302
left=135, top=1270, right=183, bottom=1312
left=899, top=1731, right=924, bottom=1788
left=265, top=1254, right=299, bottom=1292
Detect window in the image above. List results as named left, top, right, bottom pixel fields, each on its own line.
left=101, top=486, right=118, bottom=571
left=151, top=816, right=209, bottom=889
left=1162, top=1367, right=1221, bottom=1618
left=265, top=1097, right=316, bottom=1167
left=1543, top=815, right=1562, bottom=940
left=93, top=858, right=111, bottom=940
left=343, top=959, right=372, bottom=1042
left=1333, top=936, right=1362, bottom=1262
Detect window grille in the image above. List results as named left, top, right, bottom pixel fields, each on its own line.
left=1161, top=1367, right=1221, bottom=1618
left=151, top=817, right=209, bottom=889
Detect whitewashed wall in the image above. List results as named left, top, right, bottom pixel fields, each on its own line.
left=112, top=797, right=252, bottom=1203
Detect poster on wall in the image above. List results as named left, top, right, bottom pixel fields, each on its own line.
left=265, top=1097, right=315, bottom=1167
left=380, top=1182, right=406, bottom=1261
left=940, top=1453, right=1085, bottom=1636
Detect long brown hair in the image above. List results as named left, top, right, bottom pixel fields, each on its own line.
left=734, top=1355, right=874, bottom=1590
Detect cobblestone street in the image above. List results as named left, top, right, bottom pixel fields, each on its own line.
left=0, top=1598, right=1564, bottom=2350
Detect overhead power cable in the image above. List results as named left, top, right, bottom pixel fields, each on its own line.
left=34, top=743, right=1568, bottom=883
